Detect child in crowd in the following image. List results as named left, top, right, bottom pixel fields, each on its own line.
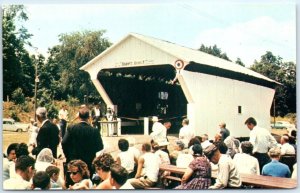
left=46, top=165, right=62, bottom=189
left=31, top=171, right=51, bottom=190
left=116, top=139, right=137, bottom=178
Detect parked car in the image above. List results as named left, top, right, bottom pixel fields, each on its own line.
left=271, top=121, right=295, bottom=130
left=3, top=118, right=29, bottom=132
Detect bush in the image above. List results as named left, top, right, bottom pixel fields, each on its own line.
left=11, top=88, right=25, bottom=105
left=10, top=111, right=20, bottom=122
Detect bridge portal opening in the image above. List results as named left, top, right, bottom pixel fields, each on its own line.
left=97, top=64, right=188, bottom=134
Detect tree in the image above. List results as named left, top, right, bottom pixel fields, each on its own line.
left=44, top=30, right=112, bottom=102
left=235, top=57, right=245, bottom=67
left=199, top=44, right=232, bottom=62
left=2, top=5, right=34, bottom=100
left=250, top=51, right=296, bottom=116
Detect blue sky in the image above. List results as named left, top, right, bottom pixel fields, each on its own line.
left=2, top=0, right=297, bottom=67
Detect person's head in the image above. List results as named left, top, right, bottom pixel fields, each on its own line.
left=6, top=143, right=18, bottom=161
left=95, top=103, right=100, bottom=109
left=195, top=136, right=202, bottom=143
left=182, top=118, right=189, bottom=126
left=175, top=140, right=185, bottom=151
left=109, top=164, right=128, bottom=189
left=36, top=107, right=47, bottom=122
left=163, top=120, right=172, bottom=129
left=46, top=165, right=60, bottom=182
left=240, top=141, right=253, bottom=154
left=52, top=118, right=59, bottom=125
left=291, top=130, right=296, bottom=138
left=219, top=122, right=226, bottom=128
left=142, top=143, right=152, bottom=153
left=152, top=142, right=160, bottom=151
left=67, top=159, right=90, bottom=183
left=268, top=147, right=281, bottom=160
left=152, top=116, right=159, bottom=122
left=30, top=118, right=35, bottom=124
left=203, top=144, right=220, bottom=164
left=118, top=139, right=129, bottom=152
left=32, top=171, right=50, bottom=190
left=16, top=143, right=29, bottom=158
left=15, top=155, right=36, bottom=181
left=214, top=133, right=222, bottom=142
left=192, top=144, right=203, bottom=157
left=280, top=135, right=289, bottom=145
left=213, top=141, right=228, bottom=154
left=188, top=137, right=201, bottom=148
left=61, top=104, right=67, bottom=110
left=78, top=105, right=90, bottom=121
left=244, top=117, right=257, bottom=130
left=36, top=148, right=54, bottom=164
left=93, top=153, right=114, bottom=180
left=201, top=134, right=209, bottom=142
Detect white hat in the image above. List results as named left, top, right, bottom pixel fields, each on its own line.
left=152, top=116, right=158, bottom=122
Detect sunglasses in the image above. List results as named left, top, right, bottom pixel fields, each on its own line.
left=68, top=171, right=80, bottom=175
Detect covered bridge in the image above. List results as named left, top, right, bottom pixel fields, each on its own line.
left=80, top=33, right=279, bottom=138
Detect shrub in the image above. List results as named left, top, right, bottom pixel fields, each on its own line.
left=11, top=88, right=25, bottom=105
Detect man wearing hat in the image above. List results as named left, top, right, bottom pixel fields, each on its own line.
left=204, top=144, right=241, bottom=189
left=32, top=107, right=60, bottom=158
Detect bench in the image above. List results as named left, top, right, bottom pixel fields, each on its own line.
left=159, top=164, right=297, bottom=189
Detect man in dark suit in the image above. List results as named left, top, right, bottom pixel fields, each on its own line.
left=62, top=105, right=104, bottom=187
left=32, top=107, right=60, bottom=158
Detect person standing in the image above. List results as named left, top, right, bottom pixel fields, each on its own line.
left=244, top=117, right=278, bottom=173
left=62, top=105, right=104, bottom=187
left=219, top=122, right=230, bottom=141
left=179, top=118, right=195, bottom=148
left=59, top=104, right=69, bottom=139
left=91, top=103, right=101, bottom=132
left=32, top=107, right=60, bottom=158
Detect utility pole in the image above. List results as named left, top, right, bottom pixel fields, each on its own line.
left=34, top=56, right=39, bottom=122
left=273, top=98, right=276, bottom=127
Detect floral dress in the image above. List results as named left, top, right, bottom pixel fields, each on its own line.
left=175, top=156, right=211, bottom=189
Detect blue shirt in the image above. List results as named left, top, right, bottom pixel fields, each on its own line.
left=262, top=160, right=291, bottom=178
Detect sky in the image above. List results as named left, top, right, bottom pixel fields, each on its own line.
left=1, top=0, right=297, bottom=67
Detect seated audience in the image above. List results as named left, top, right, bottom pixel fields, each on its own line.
left=116, top=139, right=137, bottom=178
left=170, top=140, right=185, bottom=165
left=280, top=135, right=295, bottom=155
left=200, top=134, right=212, bottom=149
left=188, top=137, right=201, bottom=154
left=35, top=148, right=55, bottom=172
left=3, top=143, right=18, bottom=181
left=3, top=155, right=36, bottom=190
left=204, top=144, right=241, bottom=189
left=46, top=165, right=64, bottom=189
left=110, top=164, right=134, bottom=189
left=262, top=147, right=291, bottom=178
left=233, top=141, right=260, bottom=175
left=93, top=153, right=115, bottom=189
left=224, top=136, right=240, bottom=158
left=67, top=159, right=92, bottom=189
left=128, top=143, right=160, bottom=189
left=153, top=142, right=170, bottom=165
left=31, top=171, right=51, bottom=190
left=175, top=144, right=211, bottom=189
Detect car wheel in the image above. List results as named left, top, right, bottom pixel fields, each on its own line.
left=17, top=129, right=22, bottom=132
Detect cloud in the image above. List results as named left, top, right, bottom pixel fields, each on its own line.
left=193, top=16, right=296, bottom=66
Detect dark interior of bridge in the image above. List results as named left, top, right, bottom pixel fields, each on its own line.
left=97, top=64, right=187, bottom=134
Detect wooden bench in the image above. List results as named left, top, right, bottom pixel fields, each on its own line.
left=159, top=164, right=297, bottom=189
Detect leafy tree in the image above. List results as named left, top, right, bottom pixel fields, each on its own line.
left=235, top=57, right=245, bottom=67
left=11, top=87, right=25, bottom=104
left=2, top=5, right=34, bottom=99
left=199, top=44, right=232, bottom=62
left=44, top=30, right=112, bottom=101
left=250, top=51, right=296, bottom=116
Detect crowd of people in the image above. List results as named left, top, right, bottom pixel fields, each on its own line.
left=2, top=105, right=297, bottom=190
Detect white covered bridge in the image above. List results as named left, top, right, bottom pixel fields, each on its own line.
left=80, top=33, right=279, bottom=138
